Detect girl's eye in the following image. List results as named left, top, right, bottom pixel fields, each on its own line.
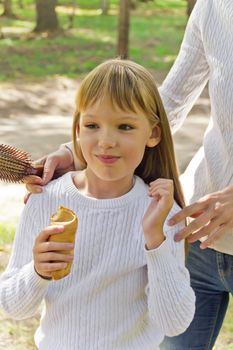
left=85, top=124, right=98, bottom=129
left=119, top=124, right=134, bottom=131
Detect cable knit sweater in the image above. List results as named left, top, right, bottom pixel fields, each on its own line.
left=0, top=173, right=195, bottom=350
left=159, top=0, right=233, bottom=254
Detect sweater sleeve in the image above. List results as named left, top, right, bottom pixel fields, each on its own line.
left=0, top=197, right=49, bottom=320
left=145, top=211, right=195, bottom=337
left=62, top=141, right=82, bottom=171
left=159, top=0, right=210, bottom=133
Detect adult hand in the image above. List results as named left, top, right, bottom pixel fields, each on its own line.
left=24, top=146, right=75, bottom=203
left=170, top=185, right=233, bottom=249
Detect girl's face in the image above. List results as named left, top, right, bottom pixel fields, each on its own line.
left=77, top=97, right=160, bottom=187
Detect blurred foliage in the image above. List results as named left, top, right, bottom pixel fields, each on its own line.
left=0, top=0, right=187, bottom=81
left=0, top=223, right=15, bottom=246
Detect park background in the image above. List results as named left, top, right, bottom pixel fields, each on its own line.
left=0, top=0, right=232, bottom=349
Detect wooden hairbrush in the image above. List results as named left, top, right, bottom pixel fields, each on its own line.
left=0, top=144, right=44, bottom=183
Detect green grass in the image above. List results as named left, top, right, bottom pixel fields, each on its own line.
left=0, top=0, right=187, bottom=81
left=0, top=223, right=15, bottom=246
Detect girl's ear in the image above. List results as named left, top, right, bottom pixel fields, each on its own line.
left=146, top=125, right=161, bottom=148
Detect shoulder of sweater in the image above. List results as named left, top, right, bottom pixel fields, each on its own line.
left=185, top=0, right=212, bottom=31
left=26, top=172, right=71, bottom=208
left=26, top=174, right=149, bottom=209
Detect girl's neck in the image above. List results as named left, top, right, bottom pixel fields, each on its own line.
left=73, top=169, right=135, bottom=199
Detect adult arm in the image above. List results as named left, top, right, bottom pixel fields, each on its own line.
left=159, top=0, right=210, bottom=133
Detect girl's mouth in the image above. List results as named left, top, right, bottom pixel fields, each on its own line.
left=96, top=155, right=120, bottom=164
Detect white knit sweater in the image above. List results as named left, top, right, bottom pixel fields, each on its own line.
left=0, top=173, right=195, bottom=350
left=159, top=0, right=233, bottom=254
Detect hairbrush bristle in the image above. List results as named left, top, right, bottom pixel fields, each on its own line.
left=0, top=144, right=43, bottom=183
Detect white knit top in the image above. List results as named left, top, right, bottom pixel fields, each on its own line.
left=159, top=0, right=233, bottom=254
left=0, top=172, right=195, bottom=350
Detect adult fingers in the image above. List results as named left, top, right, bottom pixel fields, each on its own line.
left=174, top=208, right=213, bottom=241
left=23, top=192, right=31, bottom=204
left=187, top=216, right=221, bottom=243
left=168, top=201, right=207, bottom=226
left=25, top=175, right=44, bottom=194
left=200, top=224, right=228, bottom=249
left=41, top=156, right=59, bottom=184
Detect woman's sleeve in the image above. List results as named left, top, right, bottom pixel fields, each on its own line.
left=61, top=141, right=82, bottom=171
left=0, top=197, right=49, bottom=320
left=145, top=204, right=196, bottom=337
left=159, top=0, right=210, bottom=133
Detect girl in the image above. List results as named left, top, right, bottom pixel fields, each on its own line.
left=0, top=59, right=195, bottom=350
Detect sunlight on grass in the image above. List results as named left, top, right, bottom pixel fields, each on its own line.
left=0, top=223, right=15, bottom=246
left=57, top=6, right=103, bottom=16
left=0, top=0, right=186, bottom=80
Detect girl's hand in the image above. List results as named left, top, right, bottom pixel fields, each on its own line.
left=24, top=145, right=75, bottom=203
left=33, top=225, right=74, bottom=279
left=143, top=179, right=174, bottom=250
left=170, top=185, right=233, bottom=249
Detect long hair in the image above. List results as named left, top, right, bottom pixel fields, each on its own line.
left=72, top=59, right=185, bottom=209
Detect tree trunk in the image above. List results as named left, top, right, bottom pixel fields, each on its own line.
left=18, top=0, right=24, bottom=9
left=2, top=0, right=16, bottom=17
left=101, top=0, right=109, bottom=15
left=68, top=0, right=76, bottom=29
left=187, top=0, right=196, bottom=16
left=117, top=0, right=130, bottom=59
left=34, top=0, right=60, bottom=33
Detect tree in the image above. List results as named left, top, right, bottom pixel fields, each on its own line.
left=1, top=0, right=16, bottom=18
left=117, top=0, right=130, bottom=59
left=34, top=0, right=60, bottom=33
left=18, top=0, right=24, bottom=9
left=187, top=0, right=196, bottom=16
left=117, top=0, right=153, bottom=59
left=101, top=0, right=109, bottom=15
left=68, top=0, right=77, bottom=29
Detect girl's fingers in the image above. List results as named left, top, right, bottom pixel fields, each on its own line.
left=37, top=262, right=68, bottom=273
left=37, top=251, right=74, bottom=263
left=34, top=241, right=74, bottom=257
left=149, top=179, right=173, bottom=193
left=35, top=225, right=64, bottom=244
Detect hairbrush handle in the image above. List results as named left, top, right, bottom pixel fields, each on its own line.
left=30, top=164, right=44, bottom=178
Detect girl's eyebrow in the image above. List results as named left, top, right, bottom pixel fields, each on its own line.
left=82, top=113, right=140, bottom=121
left=82, top=113, right=95, bottom=118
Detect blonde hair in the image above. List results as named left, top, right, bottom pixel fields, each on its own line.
left=72, top=58, right=185, bottom=209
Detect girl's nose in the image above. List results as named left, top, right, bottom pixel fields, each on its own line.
left=98, top=130, right=116, bottom=149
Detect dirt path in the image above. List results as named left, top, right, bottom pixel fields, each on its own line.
left=0, top=77, right=210, bottom=224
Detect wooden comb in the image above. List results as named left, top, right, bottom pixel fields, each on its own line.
left=0, top=144, right=44, bottom=183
